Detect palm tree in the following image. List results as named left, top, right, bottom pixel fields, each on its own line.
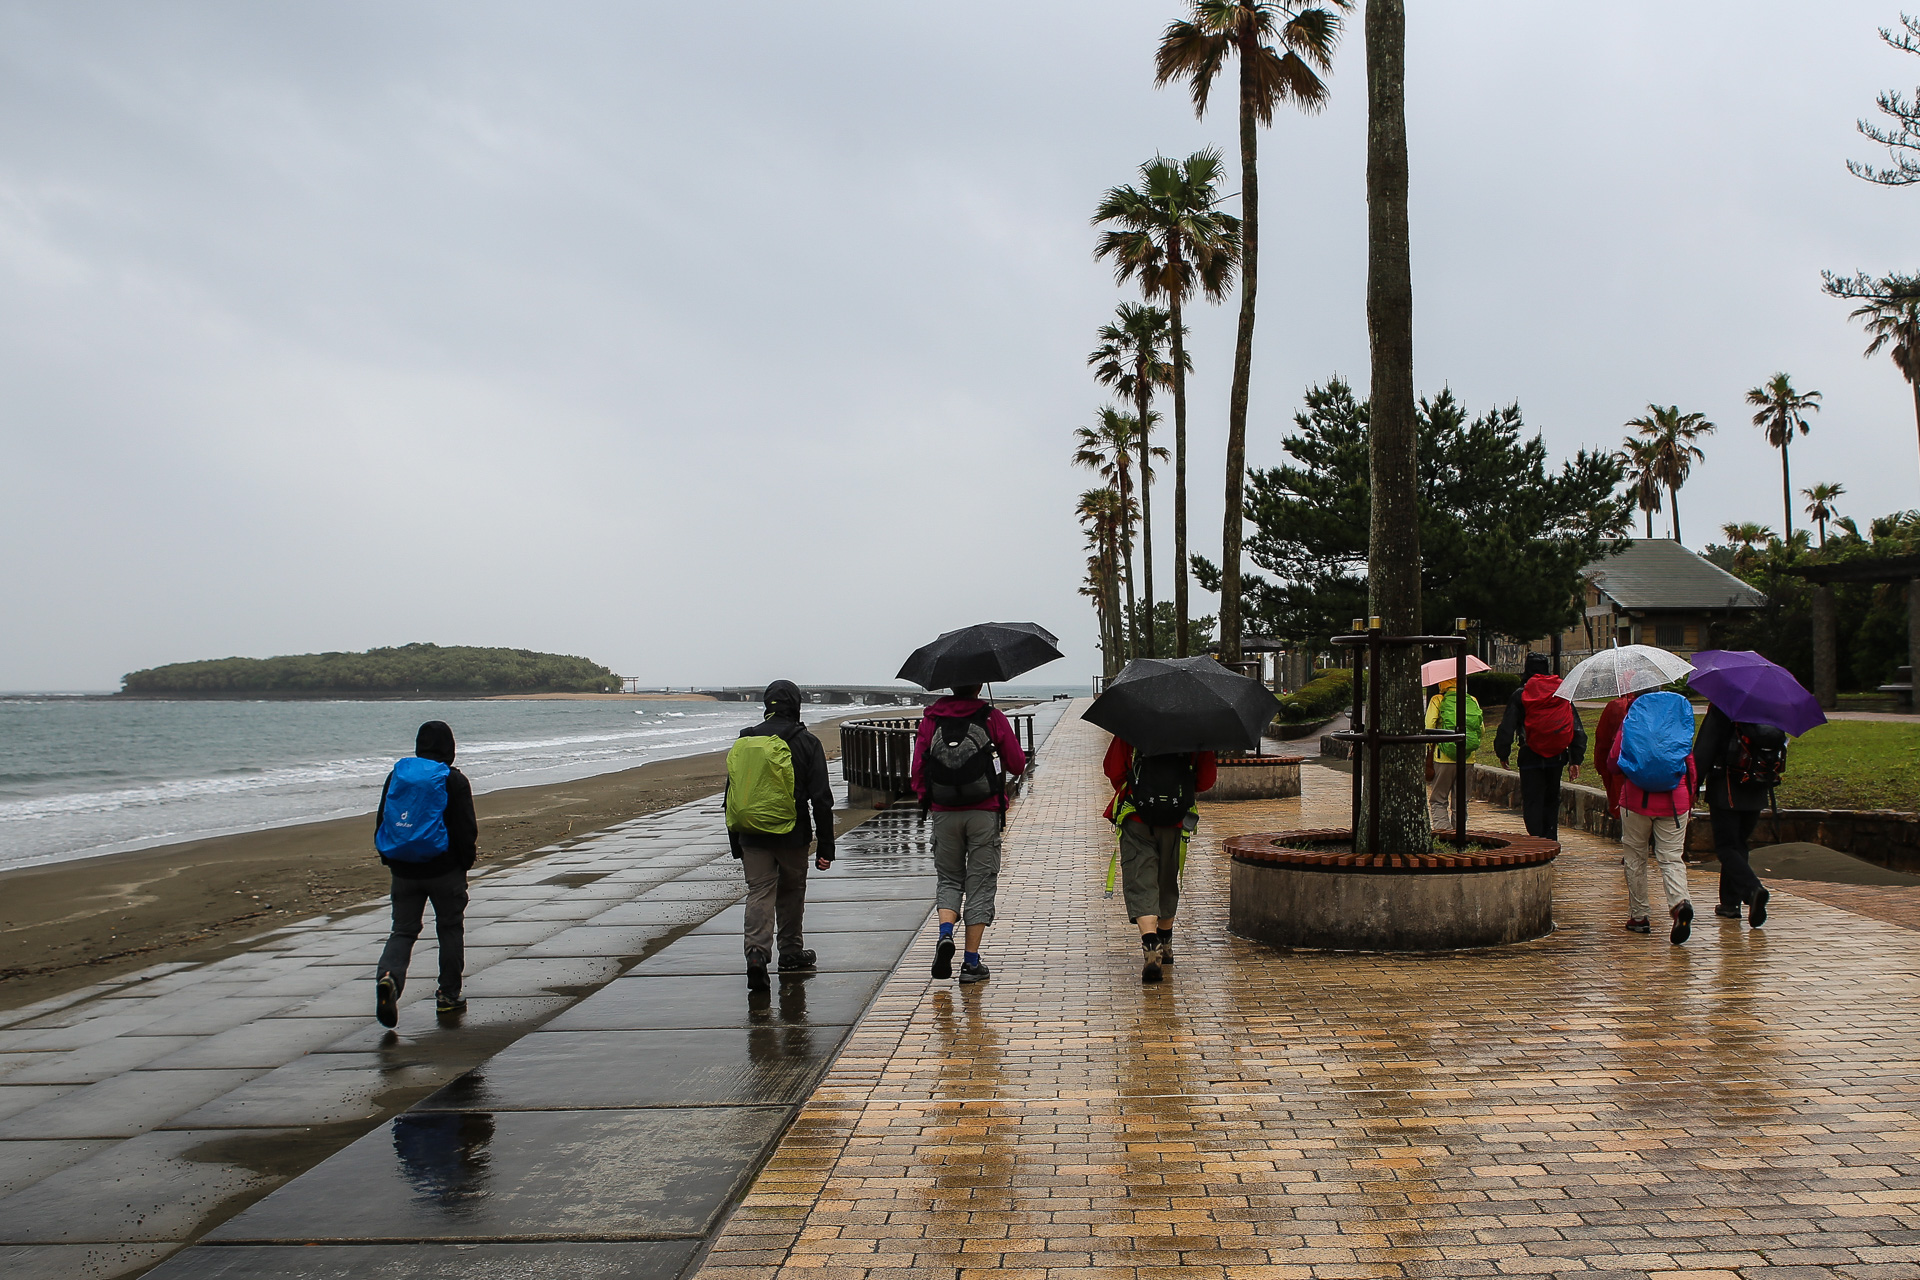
left=1721, top=521, right=1776, bottom=571
left=1073, top=409, right=1144, bottom=658
left=1156, top=0, right=1352, bottom=664
left=1824, top=270, right=1920, bottom=486
left=1619, top=436, right=1664, bottom=538
left=1625, top=405, right=1715, bottom=544
left=1745, top=373, right=1822, bottom=541
left=1093, top=151, right=1240, bottom=657
left=1077, top=486, right=1134, bottom=677
left=1804, top=481, right=1847, bottom=547
left=1090, top=304, right=1180, bottom=655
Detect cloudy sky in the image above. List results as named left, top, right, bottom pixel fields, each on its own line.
left=1, top=1, right=1913, bottom=691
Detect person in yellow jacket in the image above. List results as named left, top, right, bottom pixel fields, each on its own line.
left=1424, top=678, right=1483, bottom=825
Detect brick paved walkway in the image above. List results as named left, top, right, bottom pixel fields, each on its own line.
left=700, top=703, right=1920, bottom=1280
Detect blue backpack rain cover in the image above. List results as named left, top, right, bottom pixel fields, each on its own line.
left=375, top=757, right=451, bottom=861
left=1616, top=691, right=1694, bottom=794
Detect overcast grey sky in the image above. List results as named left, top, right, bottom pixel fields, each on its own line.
left=1, top=1, right=1913, bottom=691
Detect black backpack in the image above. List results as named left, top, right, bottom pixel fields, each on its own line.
left=1728, top=723, right=1788, bottom=788
left=923, top=708, right=1001, bottom=807
left=1127, top=752, right=1196, bottom=827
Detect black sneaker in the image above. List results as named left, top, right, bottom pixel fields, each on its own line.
left=375, top=974, right=399, bottom=1028
left=1749, top=887, right=1769, bottom=928
left=1141, top=938, right=1163, bottom=984
left=747, top=960, right=770, bottom=992
left=1670, top=901, right=1694, bottom=946
left=1713, top=905, right=1743, bottom=919
left=958, top=959, right=990, bottom=984
left=435, top=989, right=466, bottom=1015
left=778, top=950, right=816, bottom=973
left=932, top=936, right=955, bottom=980
left=1624, top=918, right=1652, bottom=935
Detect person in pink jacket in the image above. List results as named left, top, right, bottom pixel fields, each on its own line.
left=910, top=684, right=1027, bottom=984
left=1605, top=728, right=1698, bottom=945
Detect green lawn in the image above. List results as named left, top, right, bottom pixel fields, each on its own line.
left=1458, top=703, right=1920, bottom=813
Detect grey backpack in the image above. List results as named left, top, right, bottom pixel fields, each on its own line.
left=923, top=708, right=1000, bottom=807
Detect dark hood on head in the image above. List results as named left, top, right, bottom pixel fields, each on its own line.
left=763, top=679, right=802, bottom=720
left=1523, top=653, right=1551, bottom=679
left=415, top=720, right=456, bottom=764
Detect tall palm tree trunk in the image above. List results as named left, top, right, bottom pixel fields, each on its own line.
left=1118, top=462, right=1138, bottom=660
left=1171, top=287, right=1191, bottom=657
left=1779, top=437, right=1794, bottom=541
left=1363, top=0, right=1427, bottom=857
left=1910, top=376, right=1920, bottom=489
left=1669, top=485, right=1682, bottom=543
left=1136, top=380, right=1157, bottom=658
left=1644, top=505, right=1653, bottom=539
left=1219, top=41, right=1260, bottom=667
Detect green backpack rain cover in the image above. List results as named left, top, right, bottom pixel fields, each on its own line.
left=1433, top=690, right=1483, bottom=761
left=725, top=727, right=798, bottom=836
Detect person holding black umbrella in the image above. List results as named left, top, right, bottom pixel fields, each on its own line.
left=910, top=683, right=1027, bottom=983
left=1103, top=736, right=1216, bottom=983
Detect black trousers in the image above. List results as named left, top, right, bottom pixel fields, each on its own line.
left=1709, top=805, right=1765, bottom=908
left=378, top=868, right=468, bottom=997
left=1519, top=766, right=1563, bottom=840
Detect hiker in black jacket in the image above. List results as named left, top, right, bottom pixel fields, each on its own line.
left=1494, top=653, right=1587, bottom=840
left=1695, top=704, right=1774, bottom=928
left=724, top=680, right=834, bottom=991
left=374, top=720, right=479, bottom=1025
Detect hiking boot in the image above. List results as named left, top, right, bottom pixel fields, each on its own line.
left=746, top=960, right=770, bottom=992
left=931, top=935, right=955, bottom=980
left=778, top=950, right=816, bottom=973
left=1670, top=901, right=1693, bottom=946
left=1157, top=934, right=1175, bottom=965
left=1623, top=918, right=1652, bottom=935
left=1713, top=905, right=1743, bottom=919
left=375, top=974, right=399, bottom=1028
left=1141, top=938, right=1164, bottom=984
left=1749, top=887, right=1770, bottom=929
left=435, top=989, right=466, bottom=1015
left=959, top=959, right=990, bottom=984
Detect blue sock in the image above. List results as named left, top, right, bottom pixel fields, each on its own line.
left=964, top=951, right=980, bottom=967
left=938, top=921, right=954, bottom=939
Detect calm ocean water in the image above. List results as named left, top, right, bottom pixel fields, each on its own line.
left=0, top=697, right=877, bottom=873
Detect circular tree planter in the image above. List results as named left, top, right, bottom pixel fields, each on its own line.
left=1227, top=829, right=1558, bottom=951
left=1205, top=755, right=1304, bottom=802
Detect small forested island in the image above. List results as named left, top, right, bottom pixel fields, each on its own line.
left=121, top=643, right=620, bottom=697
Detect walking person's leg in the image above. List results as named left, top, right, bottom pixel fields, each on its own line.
left=957, top=810, right=999, bottom=982
left=1153, top=826, right=1182, bottom=964
left=930, top=811, right=966, bottom=978
left=1619, top=810, right=1653, bottom=931
left=426, top=870, right=469, bottom=1011
left=375, top=874, right=431, bottom=1026
left=1428, top=761, right=1456, bottom=823
left=1737, top=809, right=1770, bottom=926
left=1540, top=766, right=1563, bottom=840
left=1519, top=768, right=1550, bottom=838
left=1710, top=805, right=1761, bottom=918
left=740, top=845, right=779, bottom=989
left=1651, top=814, right=1693, bottom=944
left=775, top=847, right=812, bottom=970
left=1118, top=820, right=1167, bottom=983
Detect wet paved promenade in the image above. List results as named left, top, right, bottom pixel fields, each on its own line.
left=702, top=705, right=1920, bottom=1280
left=0, top=752, right=959, bottom=1280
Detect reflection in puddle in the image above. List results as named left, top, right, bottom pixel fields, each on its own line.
left=392, top=1112, right=495, bottom=1214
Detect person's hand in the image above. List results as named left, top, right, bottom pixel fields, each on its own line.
left=816, top=856, right=832, bottom=871
left=1568, top=764, right=1582, bottom=780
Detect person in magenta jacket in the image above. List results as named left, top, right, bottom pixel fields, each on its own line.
left=910, top=685, right=1027, bottom=984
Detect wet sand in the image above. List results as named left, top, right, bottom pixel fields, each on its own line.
left=0, top=715, right=887, bottom=1012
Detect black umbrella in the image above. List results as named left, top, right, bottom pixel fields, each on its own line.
left=896, top=622, right=1063, bottom=690
left=1082, top=656, right=1281, bottom=755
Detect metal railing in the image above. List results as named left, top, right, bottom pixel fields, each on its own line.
left=840, top=712, right=1037, bottom=803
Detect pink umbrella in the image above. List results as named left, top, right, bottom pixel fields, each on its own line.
left=1420, top=655, right=1490, bottom=687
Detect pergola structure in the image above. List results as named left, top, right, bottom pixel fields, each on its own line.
left=1791, top=554, right=1920, bottom=709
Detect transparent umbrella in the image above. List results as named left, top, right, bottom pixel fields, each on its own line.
left=1554, top=644, right=1694, bottom=702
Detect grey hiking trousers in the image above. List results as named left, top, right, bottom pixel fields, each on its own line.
left=932, top=809, right=1001, bottom=926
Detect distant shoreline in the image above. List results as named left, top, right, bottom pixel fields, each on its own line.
left=98, top=690, right=720, bottom=702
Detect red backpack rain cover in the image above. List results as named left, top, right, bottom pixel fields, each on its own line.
left=1519, top=674, right=1576, bottom=759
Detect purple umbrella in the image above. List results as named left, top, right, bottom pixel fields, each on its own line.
left=1686, top=650, right=1828, bottom=737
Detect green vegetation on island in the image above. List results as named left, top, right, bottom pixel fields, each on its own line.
left=121, top=644, right=620, bottom=697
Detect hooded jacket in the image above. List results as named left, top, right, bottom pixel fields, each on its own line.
left=374, top=720, right=479, bottom=880
left=910, top=697, right=1028, bottom=812
left=1494, top=653, right=1586, bottom=770
left=726, top=680, right=835, bottom=861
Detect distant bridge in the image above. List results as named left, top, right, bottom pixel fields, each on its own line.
left=619, top=680, right=940, bottom=705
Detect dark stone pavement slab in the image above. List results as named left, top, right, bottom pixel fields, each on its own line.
left=162, top=1053, right=462, bottom=1130
left=0, top=1069, right=262, bottom=1139
left=543, top=970, right=887, bottom=1032
left=457, top=957, right=625, bottom=998
left=3, top=1035, right=198, bottom=1083
left=582, top=899, right=720, bottom=927
left=513, top=924, right=676, bottom=959
left=690, top=897, right=933, bottom=936
left=205, top=1108, right=787, bottom=1242
left=146, top=1240, right=701, bottom=1279
left=115, top=999, right=302, bottom=1038
left=143, top=1018, right=366, bottom=1070
left=0, top=1138, right=115, bottom=1197
left=0, top=1127, right=308, bottom=1242
left=0, top=1243, right=176, bottom=1280
left=417, top=1027, right=837, bottom=1110
left=632, top=929, right=913, bottom=976
left=792, top=875, right=936, bottom=902
left=314, top=996, right=571, bottom=1056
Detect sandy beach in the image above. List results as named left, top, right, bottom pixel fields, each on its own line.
left=0, top=713, right=893, bottom=1012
